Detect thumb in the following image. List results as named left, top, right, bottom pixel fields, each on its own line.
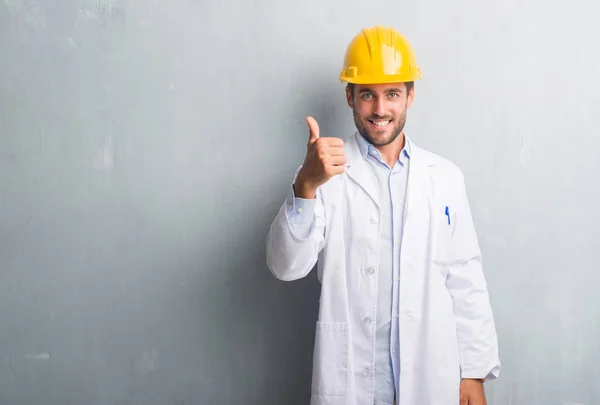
left=306, top=116, right=320, bottom=144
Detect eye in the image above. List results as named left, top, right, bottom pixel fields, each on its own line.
left=388, top=93, right=399, bottom=98
left=361, top=93, right=374, bottom=100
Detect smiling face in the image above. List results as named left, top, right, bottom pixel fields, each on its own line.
left=346, top=82, right=415, bottom=147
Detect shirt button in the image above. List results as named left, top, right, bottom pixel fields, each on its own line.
left=363, top=367, right=370, bottom=376
left=367, top=267, right=375, bottom=275
left=364, top=317, right=372, bottom=324
left=297, top=208, right=303, bottom=213
left=288, top=204, right=293, bottom=210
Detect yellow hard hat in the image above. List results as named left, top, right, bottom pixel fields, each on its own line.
left=339, top=26, right=422, bottom=84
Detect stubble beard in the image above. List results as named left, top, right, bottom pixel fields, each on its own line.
left=353, top=106, right=407, bottom=147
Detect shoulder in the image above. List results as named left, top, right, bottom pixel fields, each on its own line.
left=413, top=144, right=466, bottom=184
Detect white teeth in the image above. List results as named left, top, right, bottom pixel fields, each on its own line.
left=373, top=120, right=390, bottom=127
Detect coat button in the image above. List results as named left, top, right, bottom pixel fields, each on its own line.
left=366, top=267, right=375, bottom=275
left=364, top=317, right=372, bottom=324
left=370, top=217, right=378, bottom=224
left=362, top=367, right=370, bottom=376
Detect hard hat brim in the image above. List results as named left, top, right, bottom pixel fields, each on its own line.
left=339, top=72, right=422, bottom=84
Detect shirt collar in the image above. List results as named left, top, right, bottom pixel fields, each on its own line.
left=356, top=131, right=412, bottom=162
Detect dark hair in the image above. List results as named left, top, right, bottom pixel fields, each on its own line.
left=347, top=81, right=414, bottom=99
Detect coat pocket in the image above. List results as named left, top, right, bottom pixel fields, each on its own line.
left=430, top=204, right=453, bottom=266
left=311, top=322, right=348, bottom=396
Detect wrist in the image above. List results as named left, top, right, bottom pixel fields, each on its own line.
left=293, top=179, right=318, bottom=199
left=462, top=377, right=485, bottom=383
left=293, top=172, right=318, bottom=199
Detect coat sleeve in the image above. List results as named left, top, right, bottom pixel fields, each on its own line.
left=266, top=167, right=326, bottom=281
left=445, top=170, right=501, bottom=381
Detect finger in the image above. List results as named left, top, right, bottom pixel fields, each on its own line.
left=326, top=155, right=347, bottom=166
left=306, top=116, right=320, bottom=144
left=330, top=165, right=345, bottom=175
left=325, top=146, right=346, bottom=157
left=319, top=137, right=344, bottom=147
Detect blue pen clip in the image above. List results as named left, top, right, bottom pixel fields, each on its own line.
left=445, top=206, right=450, bottom=225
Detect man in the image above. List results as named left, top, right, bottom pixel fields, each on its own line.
left=266, top=26, right=500, bottom=405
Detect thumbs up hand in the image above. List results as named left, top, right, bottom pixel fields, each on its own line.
left=293, top=117, right=346, bottom=199
left=306, top=116, right=320, bottom=145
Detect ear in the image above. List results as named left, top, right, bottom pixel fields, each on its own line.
left=345, top=86, right=353, bottom=108
left=407, top=85, right=415, bottom=108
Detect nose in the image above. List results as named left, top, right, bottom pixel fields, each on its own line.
left=374, top=97, right=386, bottom=117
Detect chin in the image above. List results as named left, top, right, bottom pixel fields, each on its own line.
left=369, top=131, right=397, bottom=146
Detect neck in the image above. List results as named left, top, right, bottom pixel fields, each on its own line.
left=375, top=132, right=406, bottom=167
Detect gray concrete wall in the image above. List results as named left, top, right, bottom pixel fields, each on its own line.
left=1, top=1, right=599, bottom=404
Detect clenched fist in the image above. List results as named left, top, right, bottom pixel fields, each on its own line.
left=293, top=116, right=346, bottom=199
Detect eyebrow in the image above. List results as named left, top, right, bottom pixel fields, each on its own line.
left=359, top=88, right=404, bottom=94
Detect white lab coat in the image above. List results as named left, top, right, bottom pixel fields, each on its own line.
left=266, top=132, right=500, bottom=405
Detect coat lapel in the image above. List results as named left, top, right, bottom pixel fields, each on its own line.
left=343, top=133, right=437, bottom=211
left=344, top=133, right=380, bottom=207
left=403, top=142, right=437, bottom=224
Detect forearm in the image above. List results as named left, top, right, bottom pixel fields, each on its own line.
left=447, top=258, right=500, bottom=380
left=266, top=186, right=325, bottom=281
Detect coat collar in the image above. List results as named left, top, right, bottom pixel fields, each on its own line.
left=343, top=131, right=436, bottom=207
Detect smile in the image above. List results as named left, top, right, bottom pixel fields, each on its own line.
left=369, top=119, right=392, bottom=128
